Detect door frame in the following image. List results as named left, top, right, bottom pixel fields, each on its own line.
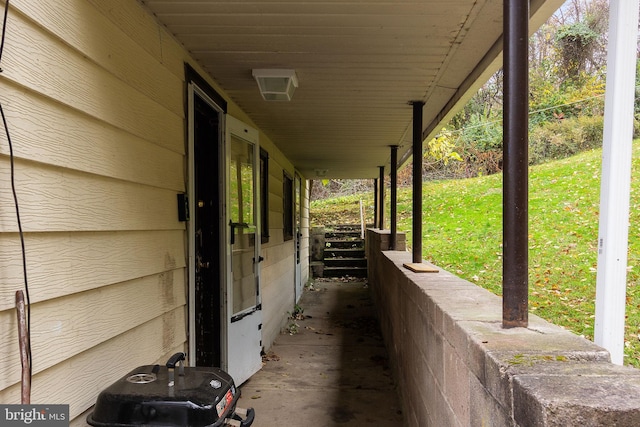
left=294, top=172, right=303, bottom=302
left=187, top=82, right=228, bottom=368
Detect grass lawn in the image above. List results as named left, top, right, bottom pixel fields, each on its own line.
left=311, top=141, right=640, bottom=368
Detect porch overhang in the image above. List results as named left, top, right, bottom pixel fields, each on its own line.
left=141, top=0, right=564, bottom=179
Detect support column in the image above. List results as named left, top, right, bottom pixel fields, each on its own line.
left=390, top=145, right=399, bottom=250
left=403, top=103, right=437, bottom=273
left=373, top=178, right=379, bottom=229
left=594, top=0, right=639, bottom=365
left=502, top=0, right=529, bottom=328
left=378, top=166, right=385, bottom=230
left=411, top=102, right=424, bottom=264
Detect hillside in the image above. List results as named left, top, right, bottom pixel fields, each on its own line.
left=310, top=142, right=640, bottom=367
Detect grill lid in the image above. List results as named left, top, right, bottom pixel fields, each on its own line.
left=87, top=353, right=239, bottom=427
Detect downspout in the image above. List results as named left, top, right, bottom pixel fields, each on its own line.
left=411, top=102, right=424, bottom=264
left=390, top=145, right=399, bottom=250
left=502, top=0, right=529, bottom=328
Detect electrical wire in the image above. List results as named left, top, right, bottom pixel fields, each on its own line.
left=0, top=0, right=9, bottom=72
left=1, top=104, right=32, bottom=379
left=0, top=0, right=31, bottom=379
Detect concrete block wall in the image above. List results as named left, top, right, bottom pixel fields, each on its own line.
left=366, top=229, right=640, bottom=427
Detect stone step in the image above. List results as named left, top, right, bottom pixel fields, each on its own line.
left=325, top=230, right=363, bottom=239
left=325, top=239, right=364, bottom=249
left=324, top=257, right=368, bottom=268
left=311, top=225, right=370, bottom=279
left=330, top=224, right=367, bottom=231
left=324, top=247, right=365, bottom=258
left=322, top=266, right=368, bottom=278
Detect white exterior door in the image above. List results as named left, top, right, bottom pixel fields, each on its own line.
left=225, top=116, right=262, bottom=385
left=294, top=173, right=303, bottom=302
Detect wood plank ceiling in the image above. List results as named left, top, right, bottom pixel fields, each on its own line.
left=141, top=0, right=563, bottom=179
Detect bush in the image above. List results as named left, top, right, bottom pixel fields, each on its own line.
left=459, top=113, right=503, bottom=151
left=529, top=115, right=603, bottom=164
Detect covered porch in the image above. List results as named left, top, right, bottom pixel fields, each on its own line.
left=2, top=0, right=639, bottom=425
left=134, top=0, right=640, bottom=424
left=238, top=277, right=404, bottom=426
left=240, top=230, right=640, bottom=426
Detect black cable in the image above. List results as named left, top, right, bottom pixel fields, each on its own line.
left=0, top=103, right=31, bottom=378
left=0, top=0, right=9, bottom=72
left=0, top=0, right=30, bottom=386
left=0, top=0, right=31, bottom=381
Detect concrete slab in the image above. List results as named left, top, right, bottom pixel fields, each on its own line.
left=237, top=279, right=405, bottom=426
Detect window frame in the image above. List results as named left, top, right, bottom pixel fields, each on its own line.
left=260, top=148, right=270, bottom=244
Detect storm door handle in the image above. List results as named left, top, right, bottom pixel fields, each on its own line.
left=230, top=221, right=250, bottom=245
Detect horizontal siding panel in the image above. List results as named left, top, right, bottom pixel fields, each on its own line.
left=1, top=10, right=183, bottom=153
left=0, top=309, right=187, bottom=419
left=0, top=230, right=186, bottom=309
left=269, top=206, right=284, bottom=230
left=266, top=228, right=283, bottom=244
left=87, top=0, right=186, bottom=77
left=262, top=251, right=294, bottom=289
left=12, top=0, right=184, bottom=117
left=0, top=271, right=186, bottom=390
left=261, top=255, right=295, bottom=349
left=262, top=241, right=293, bottom=267
left=0, top=160, right=184, bottom=233
left=269, top=170, right=283, bottom=193
left=0, top=80, right=184, bottom=190
left=269, top=190, right=283, bottom=208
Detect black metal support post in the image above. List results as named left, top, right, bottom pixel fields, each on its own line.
left=390, top=145, right=399, bottom=250
left=412, top=101, right=424, bottom=264
left=503, top=0, right=529, bottom=328
left=373, top=178, right=379, bottom=229
left=378, top=166, right=385, bottom=230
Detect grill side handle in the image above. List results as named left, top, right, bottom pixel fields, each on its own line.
left=166, top=352, right=186, bottom=387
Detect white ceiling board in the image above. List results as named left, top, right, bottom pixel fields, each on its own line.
left=141, top=0, right=564, bottom=179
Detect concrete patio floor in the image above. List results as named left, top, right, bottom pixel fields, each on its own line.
left=237, top=278, right=405, bottom=426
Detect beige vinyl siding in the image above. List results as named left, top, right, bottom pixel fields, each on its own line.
left=0, top=0, right=309, bottom=423
left=258, top=157, right=296, bottom=348
left=0, top=231, right=185, bottom=311
left=0, top=82, right=183, bottom=189
left=0, top=0, right=187, bottom=421
left=261, top=242, right=296, bottom=347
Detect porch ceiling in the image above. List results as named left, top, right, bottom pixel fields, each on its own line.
left=141, top=0, right=563, bottom=179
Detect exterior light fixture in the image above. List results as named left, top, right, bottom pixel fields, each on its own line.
left=252, top=69, right=298, bottom=101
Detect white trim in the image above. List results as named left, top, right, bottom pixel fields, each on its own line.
left=594, top=0, right=639, bottom=365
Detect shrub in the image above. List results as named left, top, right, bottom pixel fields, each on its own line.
left=459, top=113, right=503, bottom=151
left=529, top=115, right=603, bottom=164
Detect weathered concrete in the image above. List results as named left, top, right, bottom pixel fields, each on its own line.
left=237, top=279, right=404, bottom=426
left=367, top=228, right=640, bottom=427
left=310, top=227, right=326, bottom=262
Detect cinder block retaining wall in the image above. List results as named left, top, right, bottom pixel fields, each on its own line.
left=366, top=229, right=640, bottom=426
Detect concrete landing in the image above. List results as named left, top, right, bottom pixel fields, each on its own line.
left=237, top=279, right=404, bottom=426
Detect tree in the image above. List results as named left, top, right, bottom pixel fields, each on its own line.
left=551, top=0, right=609, bottom=81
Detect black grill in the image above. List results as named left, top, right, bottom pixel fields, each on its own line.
left=87, top=353, right=254, bottom=427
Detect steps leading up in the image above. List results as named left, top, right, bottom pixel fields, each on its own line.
left=316, top=224, right=367, bottom=278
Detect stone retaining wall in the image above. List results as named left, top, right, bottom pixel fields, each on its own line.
left=366, top=229, right=640, bottom=426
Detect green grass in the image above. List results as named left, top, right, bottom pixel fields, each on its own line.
left=311, top=141, right=640, bottom=368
